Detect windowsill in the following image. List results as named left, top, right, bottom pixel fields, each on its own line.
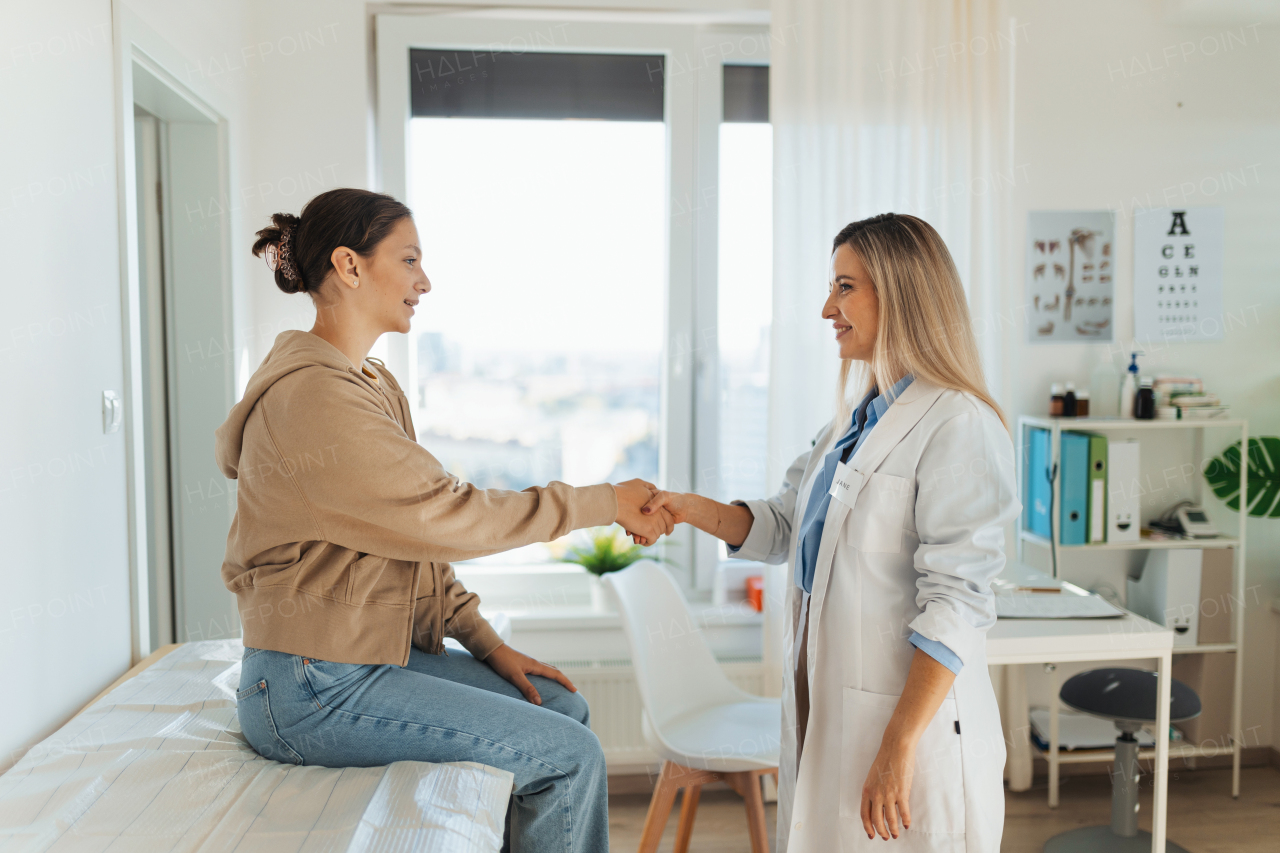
left=487, top=601, right=764, bottom=632
left=461, top=562, right=767, bottom=662
left=457, top=559, right=771, bottom=612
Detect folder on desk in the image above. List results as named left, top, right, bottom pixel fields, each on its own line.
left=1087, top=434, right=1107, bottom=543
left=1059, top=432, right=1089, bottom=545
left=1026, top=427, right=1052, bottom=538
left=995, top=587, right=1125, bottom=619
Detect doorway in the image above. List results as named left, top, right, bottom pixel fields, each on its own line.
left=132, top=106, right=175, bottom=650
left=125, top=55, right=236, bottom=655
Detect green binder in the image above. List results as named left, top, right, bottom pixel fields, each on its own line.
left=1087, top=433, right=1108, bottom=543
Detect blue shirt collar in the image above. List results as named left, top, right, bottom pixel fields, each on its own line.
left=870, top=373, right=914, bottom=421
left=839, top=373, right=914, bottom=444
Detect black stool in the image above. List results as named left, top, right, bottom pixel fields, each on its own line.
left=1043, top=668, right=1201, bottom=853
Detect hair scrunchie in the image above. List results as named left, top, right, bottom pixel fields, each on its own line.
left=265, top=224, right=300, bottom=282
left=276, top=225, right=299, bottom=281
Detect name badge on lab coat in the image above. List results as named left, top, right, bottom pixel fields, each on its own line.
left=829, top=462, right=864, bottom=509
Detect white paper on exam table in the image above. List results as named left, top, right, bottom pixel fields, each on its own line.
left=993, top=573, right=1125, bottom=619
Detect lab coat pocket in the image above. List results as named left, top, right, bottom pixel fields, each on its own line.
left=839, top=686, right=966, bottom=835
left=839, top=686, right=898, bottom=821
left=847, top=472, right=912, bottom=553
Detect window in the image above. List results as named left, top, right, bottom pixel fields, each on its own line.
left=377, top=16, right=771, bottom=588
left=406, top=118, right=665, bottom=495
left=717, top=65, right=772, bottom=507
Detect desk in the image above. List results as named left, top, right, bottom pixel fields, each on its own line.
left=989, top=588, right=1174, bottom=853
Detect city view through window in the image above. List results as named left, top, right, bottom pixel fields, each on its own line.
left=408, top=118, right=664, bottom=564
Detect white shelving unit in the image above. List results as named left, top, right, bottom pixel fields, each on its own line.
left=1015, top=415, right=1249, bottom=798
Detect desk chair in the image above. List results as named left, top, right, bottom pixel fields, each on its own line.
left=1044, top=668, right=1201, bottom=853
left=603, top=562, right=781, bottom=853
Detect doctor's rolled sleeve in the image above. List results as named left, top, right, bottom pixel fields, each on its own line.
left=909, top=631, right=964, bottom=674
left=908, top=409, right=1021, bottom=667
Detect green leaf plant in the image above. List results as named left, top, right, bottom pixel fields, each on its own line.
left=1203, top=436, right=1280, bottom=518
left=559, top=525, right=665, bottom=576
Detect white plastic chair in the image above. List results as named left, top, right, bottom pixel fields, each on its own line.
left=604, top=561, right=780, bottom=853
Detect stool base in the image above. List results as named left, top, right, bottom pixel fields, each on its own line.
left=1045, top=826, right=1191, bottom=853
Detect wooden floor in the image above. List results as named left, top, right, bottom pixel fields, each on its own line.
left=609, top=788, right=778, bottom=853
left=607, top=767, right=1280, bottom=852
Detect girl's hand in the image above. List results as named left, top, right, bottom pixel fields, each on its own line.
left=484, top=643, right=576, bottom=706
left=860, top=738, right=916, bottom=840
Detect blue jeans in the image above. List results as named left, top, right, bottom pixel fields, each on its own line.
left=237, top=646, right=608, bottom=853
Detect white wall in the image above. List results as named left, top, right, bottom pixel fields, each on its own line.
left=1005, top=0, right=1280, bottom=748
left=0, top=0, right=256, bottom=770
left=238, top=0, right=369, bottom=372
left=0, top=0, right=134, bottom=770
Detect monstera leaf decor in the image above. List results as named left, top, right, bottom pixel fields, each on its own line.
left=1203, top=436, right=1280, bottom=518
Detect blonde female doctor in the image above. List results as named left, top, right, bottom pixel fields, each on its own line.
left=641, top=213, right=1019, bottom=852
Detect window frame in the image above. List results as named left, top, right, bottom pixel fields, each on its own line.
left=375, top=12, right=769, bottom=596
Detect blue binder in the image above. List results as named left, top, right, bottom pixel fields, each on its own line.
left=1025, top=428, right=1052, bottom=539
left=1059, top=432, right=1090, bottom=545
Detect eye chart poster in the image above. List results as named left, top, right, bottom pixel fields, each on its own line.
left=1133, top=207, right=1224, bottom=342
left=1026, top=210, right=1115, bottom=343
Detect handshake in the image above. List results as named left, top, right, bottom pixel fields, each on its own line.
left=611, top=479, right=693, bottom=547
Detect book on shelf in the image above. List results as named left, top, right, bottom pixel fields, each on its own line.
left=1179, top=406, right=1230, bottom=420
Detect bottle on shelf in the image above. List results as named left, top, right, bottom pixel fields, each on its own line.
left=1135, top=377, right=1156, bottom=419
left=1063, top=382, right=1078, bottom=417
left=1076, top=389, right=1090, bottom=417
left=1050, top=382, right=1065, bottom=416
left=1119, top=352, right=1140, bottom=418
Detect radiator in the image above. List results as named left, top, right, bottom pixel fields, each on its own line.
left=552, top=658, right=767, bottom=770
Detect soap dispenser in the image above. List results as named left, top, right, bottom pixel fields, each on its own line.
left=1119, top=352, right=1139, bottom=419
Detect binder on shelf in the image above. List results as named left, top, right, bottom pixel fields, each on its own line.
left=1025, top=427, right=1051, bottom=538
left=1107, top=439, right=1141, bottom=542
left=1059, top=432, right=1089, bottom=545
left=1087, top=434, right=1108, bottom=543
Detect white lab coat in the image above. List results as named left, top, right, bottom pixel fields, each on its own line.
left=732, top=379, right=1020, bottom=853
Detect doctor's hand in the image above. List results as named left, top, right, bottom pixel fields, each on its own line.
left=637, top=490, right=754, bottom=549
left=639, top=490, right=695, bottom=525
left=613, top=479, right=675, bottom=546
left=861, top=739, right=916, bottom=840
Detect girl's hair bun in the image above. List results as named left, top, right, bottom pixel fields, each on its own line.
left=252, top=212, right=306, bottom=294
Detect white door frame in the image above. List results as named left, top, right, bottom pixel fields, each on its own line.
left=111, top=8, right=237, bottom=660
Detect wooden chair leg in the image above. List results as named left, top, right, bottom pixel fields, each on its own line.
left=637, top=762, right=681, bottom=853
left=735, top=771, right=770, bottom=853
left=672, top=784, right=701, bottom=853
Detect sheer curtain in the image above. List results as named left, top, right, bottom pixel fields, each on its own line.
left=762, top=0, right=1017, bottom=689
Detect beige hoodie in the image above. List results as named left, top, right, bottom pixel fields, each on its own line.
left=215, top=330, right=617, bottom=666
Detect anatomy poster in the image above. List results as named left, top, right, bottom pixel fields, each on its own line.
left=1026, top=210, right=1115, bottom=343
left=1133, top=207, right=1224, bottom=342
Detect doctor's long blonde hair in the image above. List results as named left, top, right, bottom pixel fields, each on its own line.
left=832, top=213, right=1008, bottom=433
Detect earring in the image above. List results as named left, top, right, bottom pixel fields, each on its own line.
left=353, top=277, right=359, bottom=287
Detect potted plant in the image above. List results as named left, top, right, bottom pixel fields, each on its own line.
left=559, top=525, right=661, bottom=611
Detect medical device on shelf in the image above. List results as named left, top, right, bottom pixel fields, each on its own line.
left=1174, top=505, right=1220, bottom=538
